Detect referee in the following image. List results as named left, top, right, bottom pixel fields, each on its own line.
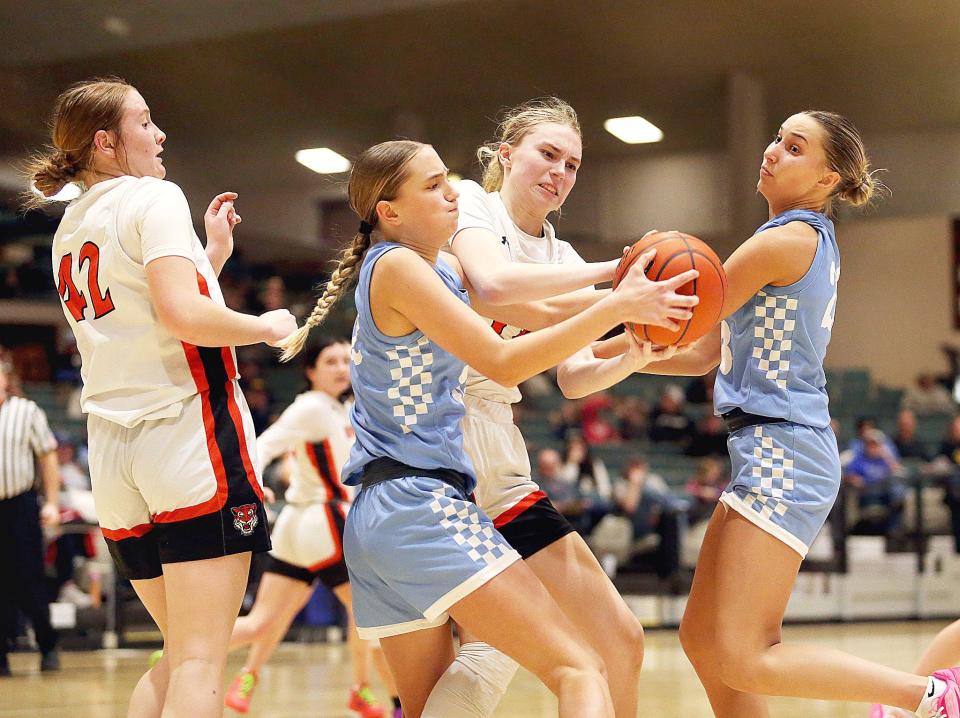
left=0, top=360, right=61, bottom=675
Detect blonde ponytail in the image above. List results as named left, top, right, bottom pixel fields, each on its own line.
left=20, top=77, right=131, bottom=211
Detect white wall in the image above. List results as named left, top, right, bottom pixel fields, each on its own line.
left=560, top=151, right=733, bottom=250
left=827, top=215, right=958, bottom=388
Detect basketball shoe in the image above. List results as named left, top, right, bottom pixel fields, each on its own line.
left=928, top=668, right=960, bottom=717
left=348, top=683, right=385, bottom=718
left=225, top=669, right=258, bottom=713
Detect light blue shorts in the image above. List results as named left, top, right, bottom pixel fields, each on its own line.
left=343, top=476, right=521, bottom=639
left=721, top=421, right=840, bottom=557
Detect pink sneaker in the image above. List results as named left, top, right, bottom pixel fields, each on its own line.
left=347, top=684, right=385, bottom=718
left=224, top=670, right=258, bottom=713
left=930, top=668, right=960, bottom=717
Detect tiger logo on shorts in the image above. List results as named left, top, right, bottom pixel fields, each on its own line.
left=231, top=504, right=259, bottom=536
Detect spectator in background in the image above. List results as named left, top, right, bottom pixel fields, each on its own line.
left=579, top=392, right=620, bottom=445
left=257, top=275, right=287, bottom=313
left=614, top=396, right=648, bottom=441
left=844, top=429, right=906, bottom=536
left=938, top=416, right=960, bottom=466
left=902, top=373, right=956, bottom=416
left=0, top=361, right=60, bottom=675
left=685, top=368, right=717, bottom=405
left=935, top=416, right=960, bottom=552
left=56, top=434, right=90, bottom=492
left=614, top=457, right=683, bottom=580
left=893, top=408, right=932, bottom=461
left=244, top=378, right=274, bottom=434
left=685, top=413, right=727, bottom=457
left=548, top=400, right=581, bottom=441
left=536, top=447, right=589, bottom=528
left=562, top=434, right=612, bottom=534
left=845, top=416, right=899, bottom=464
left=649, top=384, right=694, bottom=447
left=685, top=457, right=725, bottom=525
left=52, top=435, right=97, bottom=607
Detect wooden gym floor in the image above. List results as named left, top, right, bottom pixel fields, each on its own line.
left=2, top=620, right=952, bottom=717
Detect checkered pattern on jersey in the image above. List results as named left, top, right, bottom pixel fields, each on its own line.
left=386, top=336, right=435, bottom=434
left=752, top=291, right=798, bottom=390
left=429, top=486, right=511, bottom=565
left=743, top=425, right=795, bottom=520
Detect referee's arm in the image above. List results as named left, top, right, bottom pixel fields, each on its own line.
left=37, top=449, right=60, bottom=527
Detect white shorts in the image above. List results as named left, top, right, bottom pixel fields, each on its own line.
left=463, top=394, right=539, bottom=521
left=87, top=382, right=270, bottom=580
left=270, top=501, right=347, bottom=572
left=462, top=394, right=575, bottom=558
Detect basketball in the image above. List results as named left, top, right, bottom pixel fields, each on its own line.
left=613, top=230, right=727, bottom=347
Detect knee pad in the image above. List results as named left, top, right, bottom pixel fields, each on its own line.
left=421, top=641, right=518, bottom=718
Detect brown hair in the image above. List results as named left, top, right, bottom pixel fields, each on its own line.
left=477, top=97, right=581, bottom=193
left=21, top=77, right=132, bottom=209
left=279, top=140, right=425, bottom=361
left=803, top=110, right=885, bottom=215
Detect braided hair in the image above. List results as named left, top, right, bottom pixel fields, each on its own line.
left=278, top=140, right=425, bottom=361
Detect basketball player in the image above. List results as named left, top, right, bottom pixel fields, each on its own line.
left=430, top=97, right=696, bottom=718
left=671, top=111, right=960, bottom=716
left=27, top=78, right=296, bottom=718
left=225, top=338, right=398, bottom=718
left=278, top=139, right=697, bottom=718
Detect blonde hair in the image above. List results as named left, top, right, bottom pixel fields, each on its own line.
left=279, top=140, right=425, bottom=361
left=21, top=77, right=132, bottom=209
left=803, top=110, right=885, bottom=215
left=477, top=97, right=581, bottom=193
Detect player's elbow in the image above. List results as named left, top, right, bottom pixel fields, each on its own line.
left=556, top=370, right=587, bottom=400
left=485, top=365, right=521, bottom=388
left=154, top=299, right=205, bottom=345
left=476, top=354, right=522, bottom=387
left=469, top=274, right=513, bottom=305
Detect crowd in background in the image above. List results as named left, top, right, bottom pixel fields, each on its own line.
left=10, top=319, right=960, bottom=614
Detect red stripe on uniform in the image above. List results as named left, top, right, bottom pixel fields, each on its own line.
left=306, top=503, right=344, bottom=572
left=221, top=363, right=263, bottom=500
left=493, top=490, right=546, bottom=528
left=101, top=523, right=154, bottom=540
left=322, top=439, right=349, bottom=502
left=198, top=272, right=260, bottom=500
left=305, top=441, right=344, bottom=503
left=159, top=339, right=230, bottom=523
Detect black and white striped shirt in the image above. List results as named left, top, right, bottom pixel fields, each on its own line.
left=0, top=396, right=58, bottom=499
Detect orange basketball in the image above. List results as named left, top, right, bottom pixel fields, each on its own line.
left=612, top=231, right=727, bottom=347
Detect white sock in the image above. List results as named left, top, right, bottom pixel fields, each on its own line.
left=916, top=676, right=948, bottom=716
left=421, top=642, right=518, bottom=718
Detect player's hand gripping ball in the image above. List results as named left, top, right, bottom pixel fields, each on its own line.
left=613, top=230, right=727, bottom=347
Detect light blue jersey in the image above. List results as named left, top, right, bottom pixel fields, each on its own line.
left=342, top=242, right=475, bottom=488
left=340, top=241, right=520, bottom=638
left=715, top=209, right=840, bottom=428
left=716, top=209, right=842, bottom=557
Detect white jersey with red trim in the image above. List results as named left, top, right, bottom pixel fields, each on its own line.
left=256, top=390, right=355, bottom=505
left=51, top=176, right=236, bottom=428
left=451, top=180, right=585, bottom=404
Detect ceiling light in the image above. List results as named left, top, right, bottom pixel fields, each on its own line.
left=31, top=182, right=81, bottom=202
left=447, top=172, right=462, bottom=183
left=295, top=148, right=351, bottom=174
left=103, top=16, right=131, bottom=36
left=603, top=116, right=663, bottom=144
